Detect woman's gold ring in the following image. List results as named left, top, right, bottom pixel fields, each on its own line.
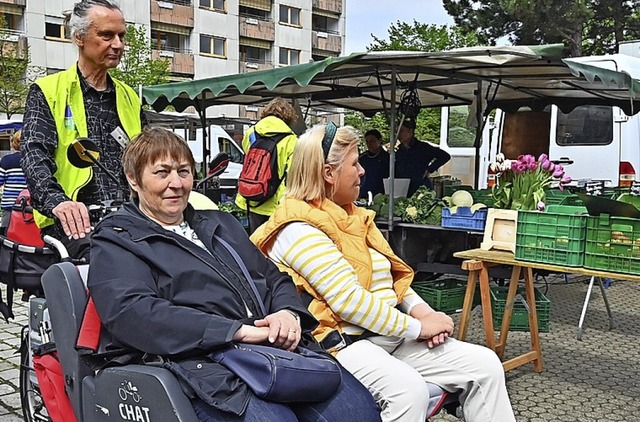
left=289, top=329, right=297, bottom=333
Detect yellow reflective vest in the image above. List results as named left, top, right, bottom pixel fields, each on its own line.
left=33, top=64, right=142, bottom=228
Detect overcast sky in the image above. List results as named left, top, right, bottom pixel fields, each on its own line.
left=344, top=0, right=455, bottom=54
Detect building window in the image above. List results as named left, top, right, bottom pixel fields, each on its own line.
left=279, top=47, right=299, bottom=66
left=239, top=6, right=269, bottom=20
left=279, top=5, right=300, bottom=26
left=1, top=13, right=22, bottom=32
left=240, top=45, right=270, bottom=64
left=45, top=20, right=70, bottom=41
left=199, top=0, right=225, bottom=11
left=200, top=34, right=226, bottom=57
left=151, top=30, right=191, bottom=53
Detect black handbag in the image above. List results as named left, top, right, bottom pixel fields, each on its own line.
left=210, top=343, right=341, bottom=403
left=212, top=236, right=342, bottom=403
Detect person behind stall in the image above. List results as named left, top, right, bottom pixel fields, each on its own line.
left=358, top=129, right=389, bottom=198
left=235, top=98, right=298, bottom=233
left=87, top=127, right=381, bottom=422
left=395, top=119, right=450, bottom=197
left=252, top=123, right=516, bottom=422
left=20, top=0, right=144, bottom=260
left=0, top=130, right=28, bottom=231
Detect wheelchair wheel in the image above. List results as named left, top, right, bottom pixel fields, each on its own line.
left=19, top=326, right=51, bottom=422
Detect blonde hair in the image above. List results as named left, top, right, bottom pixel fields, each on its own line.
left=10, top=130, right=21, bottom=151
left=286, top=124, right=360, bottom=202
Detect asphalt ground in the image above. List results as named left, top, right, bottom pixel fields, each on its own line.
left=1, top=273, right=639, bottom=421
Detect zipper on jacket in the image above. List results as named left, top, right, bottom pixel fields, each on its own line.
left=140, top=231, right=256, bottom=318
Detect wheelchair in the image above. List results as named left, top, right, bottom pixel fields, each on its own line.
left=26, top=258, right=459, bottom=422
left=9, top=180, right=460, bottom=422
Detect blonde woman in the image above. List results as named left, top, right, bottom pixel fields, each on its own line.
left=252, top=123, right=516, bottom=422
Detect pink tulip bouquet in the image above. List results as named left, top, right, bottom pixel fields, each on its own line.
left=490, top=153, right=572, bottom=210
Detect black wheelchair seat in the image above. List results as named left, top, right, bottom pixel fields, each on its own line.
left=41, top=262, right=199, bottom=422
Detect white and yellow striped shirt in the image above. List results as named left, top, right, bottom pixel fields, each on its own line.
left=267, top=222, right=425, bottom=339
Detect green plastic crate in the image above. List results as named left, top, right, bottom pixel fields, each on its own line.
left=412, top=278, right=479, bottom=314
left=515, top=205, right=589, bottom=267
left=584, top=214, right=640, bottom=275
left=443, top=185, right=472, bottom=197
left=490, top=286, right=550, bottom=332
left=544, top=189, right=573, bottom=205
left=470, top=189, right=495, bottom=207
left=558, top=195, right=584, bottom=206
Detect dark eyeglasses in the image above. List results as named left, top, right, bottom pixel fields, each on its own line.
left=321, top=122, right=337, bottom=161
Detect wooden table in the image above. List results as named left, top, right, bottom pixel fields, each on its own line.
left=453, top=248, right=640, bottom=373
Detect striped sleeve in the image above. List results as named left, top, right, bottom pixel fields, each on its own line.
left=398, top=287, right=428, bottom=314
left=268, top=222, right=420, bottom=339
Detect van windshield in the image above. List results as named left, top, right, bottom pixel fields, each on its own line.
left=556, top=105, right=613, bottom=146
left=218, top=137, right=244, bottom=164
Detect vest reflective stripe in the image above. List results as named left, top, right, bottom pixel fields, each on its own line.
left=33, top=64, right=142, bottom=228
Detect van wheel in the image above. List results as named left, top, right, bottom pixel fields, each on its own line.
left=19, top=326, right=50, bottom=422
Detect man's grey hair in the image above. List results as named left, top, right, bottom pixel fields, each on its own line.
left=63, top=0, right=121, bottom=39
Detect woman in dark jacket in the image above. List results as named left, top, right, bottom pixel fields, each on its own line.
left=87, top=127, right=381, bottom=422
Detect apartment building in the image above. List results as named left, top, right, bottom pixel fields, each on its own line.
left=0, top=0, right=346, bottom=120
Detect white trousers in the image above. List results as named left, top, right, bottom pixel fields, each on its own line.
left=336, top=336, right=516, bottom=422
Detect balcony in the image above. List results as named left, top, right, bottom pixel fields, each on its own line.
left=239, top=60, right=273, bottom=73
left=0, top=0, right=26, bottom=6
left=152, top=48, right=195, bottom=75
left=312, top=0, right=341, bottom=14
left=312, top=30, right=341, bottom=54
left=239, top=15, right=275, bottom=41
left=151, top=0, right=194, bottom=28
left=0, top=32, right=28, bottom=59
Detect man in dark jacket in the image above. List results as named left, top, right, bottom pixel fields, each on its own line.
left=359, top=129, right=389, bottom=199
left=395, top=120, right=451, bottom=197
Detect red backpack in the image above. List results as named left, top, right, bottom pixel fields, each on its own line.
left=238, top=131, right=289, bottom=205
left=7, top=189, right=44, bottom=247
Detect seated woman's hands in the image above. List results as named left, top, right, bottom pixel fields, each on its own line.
left=417, top=312, right=454, bottom=349
left=410, top=304, right=454, bottom=349
left=233, top=310, right=301, bottom=351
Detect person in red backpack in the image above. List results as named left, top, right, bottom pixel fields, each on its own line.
left=0, top=130, right=28, bottom=231
left=235, top=98, right=298, bottom=233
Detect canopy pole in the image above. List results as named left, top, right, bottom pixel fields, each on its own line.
left=387, top=67, right=397, bottom=233
left=474, top=80, right=483, bottom=189
left=194, top=99, right=210, bottom=170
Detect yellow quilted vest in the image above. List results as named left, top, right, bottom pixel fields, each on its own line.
left=251, top=197, right=414, bottom=342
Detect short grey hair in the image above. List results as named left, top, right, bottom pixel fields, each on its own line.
left=63, top=0, right=121, bottom=39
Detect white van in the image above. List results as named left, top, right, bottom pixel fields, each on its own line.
left=438, top=45, right=640, bottom=188
left=172, top=124, right=245, bottom=188
left=439, top=103, right=640, bottom=189
left=147, top=111, right=245, bottom=189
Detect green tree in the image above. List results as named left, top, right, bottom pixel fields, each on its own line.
left=110, top=24, right=170, bottom=90
left=582, top=0, right=640, bottom=55
left=349, top=21, right=480, bottom=145
left=0, top=15, right=41, bottom=119
left=442, top=0, right=640, bottom=56
left=368, top=20, right=480, bottom=52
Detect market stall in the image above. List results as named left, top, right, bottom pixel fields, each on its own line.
left=142, top=45, right=640, bottom=228
left=141, top=45, right=640, bottom=280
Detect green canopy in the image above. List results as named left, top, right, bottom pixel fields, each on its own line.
left=143, top=44, right=640, bottom=116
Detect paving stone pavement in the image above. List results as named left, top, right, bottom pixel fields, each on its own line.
left=1, top=274, right=639, bottom=421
